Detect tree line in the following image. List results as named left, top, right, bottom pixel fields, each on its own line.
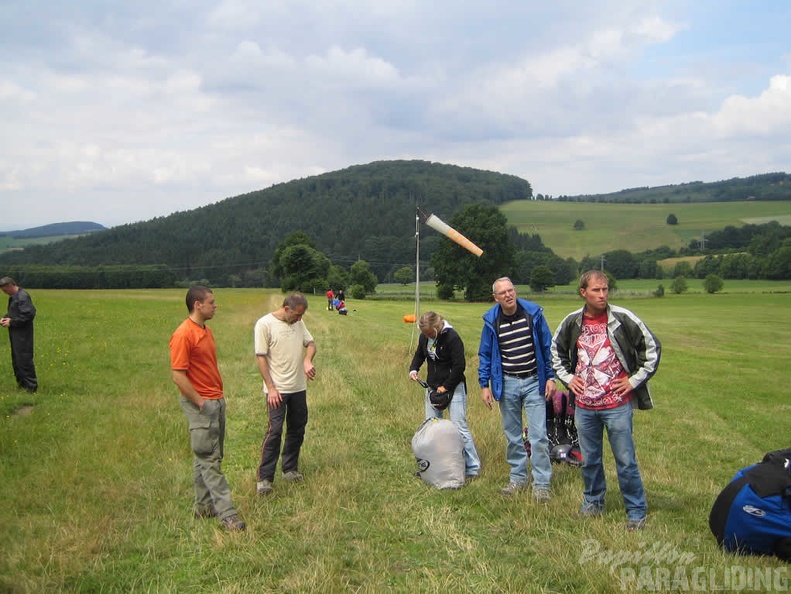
left=1, top=161, right=789, bottom=292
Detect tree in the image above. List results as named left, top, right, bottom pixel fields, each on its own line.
left=603, top=249, right=639, bottom=279
left=604, top=271, right=618, bottom=291
left=703, top=274, right=724, bottom=294
left=673, top=261, right=693, bottom=278
left=638, top=259, right=659, bottom=280
left=350, top=260, right=378, bottom=294
left=666, top=213, right=678, bottom=225
left=573, top=219, right=585, bottom=231
left=277, top=244, right=330, bottom=293
left=765, top=245, right=791, bottom=280
left=670, top=277, right=688, bottom=294
left=270, top=231, right=317, bottom=281
left=529, top=265, right=555, bottom=292
left=436, top=284, right=455, bottom=300
left=326, top=264, right=350, bottom=291
left=349, top=284, right=367, bottom=299
left=394, top=266, right=414, bottom=285
left=431, top=204, right=515, bottom=302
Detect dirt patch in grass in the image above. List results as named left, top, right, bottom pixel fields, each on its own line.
left=12, top=404, right=34, bottom=417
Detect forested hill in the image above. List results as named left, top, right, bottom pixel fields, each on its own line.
left=0, top=160, right=532, bottom=284
left=561, top=172, right=791, bottom=203
left=1, top=221, right=107, bottom=238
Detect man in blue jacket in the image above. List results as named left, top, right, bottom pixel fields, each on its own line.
left=478, top=277, right=556, bottom=500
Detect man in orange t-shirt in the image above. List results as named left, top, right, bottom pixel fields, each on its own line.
left=170, top=285, right=245, bottom=531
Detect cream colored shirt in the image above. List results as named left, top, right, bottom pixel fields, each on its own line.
left=254, top=313, right=314, bottom=394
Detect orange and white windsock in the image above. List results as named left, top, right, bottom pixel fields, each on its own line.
left=425, top=214, right=483, bottom=257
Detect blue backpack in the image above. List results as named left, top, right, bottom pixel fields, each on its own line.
left=709, top=448, right=791, bottom=561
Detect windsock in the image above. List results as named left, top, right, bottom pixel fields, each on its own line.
left=425, top=214, right=483, bottom=257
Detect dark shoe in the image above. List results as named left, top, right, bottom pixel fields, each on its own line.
left=283, top=470, right=303, bottom=482
left=220, top=514, right=246, bottom=532
left=193, top=505, right=218, bottom=519
left=627, top=518, right=646, bottom=531
left=256, top=479, right=273, bottom=496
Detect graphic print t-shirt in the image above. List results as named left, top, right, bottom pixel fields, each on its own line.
left=573, top=313, right=631, bottom=410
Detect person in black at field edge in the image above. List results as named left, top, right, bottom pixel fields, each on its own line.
left=0, top=277, right=38, bottom=393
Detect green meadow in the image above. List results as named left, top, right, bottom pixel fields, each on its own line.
left=1, top=285, right=790, bottom=593
left=0, top=235, right=82, bottom=254
left=501, top=200, right=791, bottom=260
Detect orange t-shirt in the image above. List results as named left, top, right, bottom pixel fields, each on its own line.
left=169, top=318, right=224, bottom=400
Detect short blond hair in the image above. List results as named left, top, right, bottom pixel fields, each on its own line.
left=418, top=311, right=444, bottom=334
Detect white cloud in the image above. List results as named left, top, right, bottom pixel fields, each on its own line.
left=305, top=45, right=401, bottom=87
left=1, top=1, right=790, bottom=229
left=712, top=75, right=791, bottom=136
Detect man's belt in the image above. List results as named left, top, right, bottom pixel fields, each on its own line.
left=504, top=370, right=537, bottom=379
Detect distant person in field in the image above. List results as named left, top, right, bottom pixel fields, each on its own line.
left=0, top=277, right=38, bottom=393
left=169, top=285, right=246, bottom=531
left=336, top=288, right=345, bottom=302
left=409, top=311, right=481, bottom=479
left=551, top=270, right=661, bottom=531
left=478, top=277, right=556, bottom=501
left=325, top=289, right=334, bottom=311
left=254, top=293, right=317, bottom=496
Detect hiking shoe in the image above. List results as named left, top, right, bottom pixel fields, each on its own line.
left=256, top=479, right=273, bottom=496
left=219, top=514, right=246, bottom=532
left=283, top=470, right=304, bottom=482
left=500, top=481, right=527, bottom=495
left=193, top=505, right=218, bottom=519
left=533, top=488, right=551, bottom=503
left=627, top=518, right=646, bottom=532
left=579, top=501, right=604, bottom=517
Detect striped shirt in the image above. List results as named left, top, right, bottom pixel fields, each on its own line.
left=497, top=307, right=537, bottom=376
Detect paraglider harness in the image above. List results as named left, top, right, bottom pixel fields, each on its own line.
left=709, top=447, right=791, bottom=561
left=523, top=391, right=582, bottom=466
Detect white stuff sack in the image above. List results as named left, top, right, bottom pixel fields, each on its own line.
left=411, top=418, right=465, bottom=490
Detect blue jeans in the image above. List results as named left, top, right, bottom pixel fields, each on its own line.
left=425, top=383, right=481, bottom=477
left=498, top=375, right=551, bottom=488
left=575, top=402, right=646, bottom=521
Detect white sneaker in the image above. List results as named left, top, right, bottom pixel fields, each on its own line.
left=500, top=481, right=527, bottom=495
left=256, top=479, right=273, bottom=495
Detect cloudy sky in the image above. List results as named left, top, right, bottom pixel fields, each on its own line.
left=1, top=1, right=790, bottom=231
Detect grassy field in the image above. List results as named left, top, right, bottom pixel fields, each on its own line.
left=376, top=279, right=791, bottom=300
left=0, top=235, right=84, bottom=253
left=500, top=200, right=791, bottom=260
left=1, top=286, right=790, bottom=593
